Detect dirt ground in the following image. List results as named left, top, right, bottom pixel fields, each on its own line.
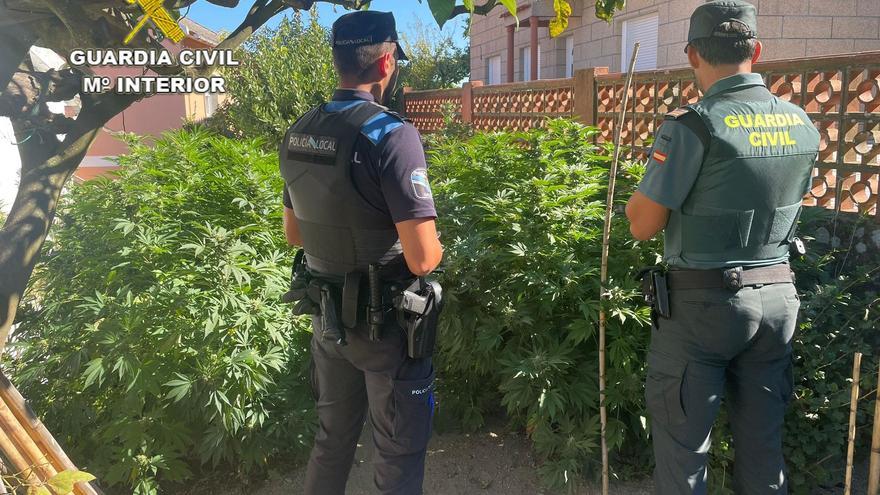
left=248, top=423, right=650, bottom=495
left=236, top=424, right=866, bottom=495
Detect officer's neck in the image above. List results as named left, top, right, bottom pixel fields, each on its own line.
left=338, top=81, right=385, bottom=103
left=697, top=62, right=752, bottom=94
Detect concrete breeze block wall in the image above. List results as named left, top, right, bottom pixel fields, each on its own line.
left=470, top=0, right=880, bottom=81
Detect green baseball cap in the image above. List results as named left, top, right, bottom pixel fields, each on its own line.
left=687, top=0, right=758, bottom=43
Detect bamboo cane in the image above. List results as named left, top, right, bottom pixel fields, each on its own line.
left=0, top=398, right=56, bottom=483
left=868, top=362, right=880, bottom=495
left=598, top=42, right=640, bottom=495
left=0, top=372, right=102, bottom=495
left=0, top=421, right=40, bottom=487
left=845, top=352, right=863, bottom=495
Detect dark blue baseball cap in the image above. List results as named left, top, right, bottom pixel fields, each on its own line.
left=331, top=11, right=409, bottom=61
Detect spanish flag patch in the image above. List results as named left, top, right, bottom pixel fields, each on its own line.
left=652, top=150, right=668, bottom=165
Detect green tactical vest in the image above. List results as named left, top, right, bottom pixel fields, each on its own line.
left=664, top=74, right=820, bottom=269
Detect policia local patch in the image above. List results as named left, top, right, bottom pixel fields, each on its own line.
left=287, top=133, right=338, bottom=164
left=411, top=168, right=432, bottom=199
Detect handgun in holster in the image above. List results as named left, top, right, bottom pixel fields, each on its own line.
left=636, top=266, right=670, bottom=321
left=393, top=277, right=444, bottom=359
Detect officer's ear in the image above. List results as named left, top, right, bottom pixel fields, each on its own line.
left=686, top=44, right=701, bottom=70
left=377, top=51, right=394, bottom=78
left=751, top=40, right=763, bottom=64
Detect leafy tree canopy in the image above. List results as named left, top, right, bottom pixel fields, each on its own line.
left=399, top=19, right=470, bottom=91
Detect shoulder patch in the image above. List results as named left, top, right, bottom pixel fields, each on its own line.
left=361, top=111, right=406, bottom=145
left=411, top=168, right=433, bottom=199
left=664, top=107, right=693, bottom=120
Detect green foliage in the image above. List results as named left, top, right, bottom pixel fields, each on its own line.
left=212, top=11, right=337, bottom=145
left=7, top=129, right=314, bottom=494
left=424, top=0, right=624, bottom=32
left=399, top=19, right=470, bottom=91
left=550, top=0, right=573, bottom=37
left=595, top=0, right=627, bottom=22
left=429, top=119, right=659, bottom=490
left=2, top=467, right=95, bottom=495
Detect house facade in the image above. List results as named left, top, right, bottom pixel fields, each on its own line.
left=77, top=18, right=226, bottom=180
left=470, top=0, right=880, bottom=84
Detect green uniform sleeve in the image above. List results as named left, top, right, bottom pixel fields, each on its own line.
left=637, top=118, right=706, bottom=210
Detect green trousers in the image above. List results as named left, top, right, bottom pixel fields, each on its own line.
left=646, top=281, right=799, bottom=494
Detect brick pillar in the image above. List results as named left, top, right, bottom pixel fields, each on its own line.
left=530, top=18, right=538, bottom=81
left=402, top=86, right=412, bottom=116
left=461, top=81, right=483, bottom=124
left=573, top=67, right=609, bottom=127
left=506, top=25, right=515, bottom=83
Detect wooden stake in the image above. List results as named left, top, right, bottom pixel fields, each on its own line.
left=845, top=352, right=863, bottom=495
left=598, top=41, right=640, bottom=495
left=868, top=362, right=880, bottom=495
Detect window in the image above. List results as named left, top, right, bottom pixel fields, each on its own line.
left=520, top=44, right=542, bottom=81
left=621, top=13, right=659, bottom=72
left=564, top=36, right=574, bottom=78
left=487, top=55, right=502, bottom=85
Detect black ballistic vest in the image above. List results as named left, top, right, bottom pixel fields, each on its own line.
left=280, top=101, right=407, bottom=278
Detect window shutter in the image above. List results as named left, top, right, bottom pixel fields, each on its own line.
left=622, top=14, right=659, bottom=71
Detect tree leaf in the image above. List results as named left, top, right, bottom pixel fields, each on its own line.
left=499, top=0, right=519, bottom=26
left=427, top=0, right=455, bottom=28
left=47, top=470, right=96, bottom=494
left=550, top=0, right=573, bottom=38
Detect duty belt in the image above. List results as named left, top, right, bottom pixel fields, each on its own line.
left=667, top=263, right=795, bottom=291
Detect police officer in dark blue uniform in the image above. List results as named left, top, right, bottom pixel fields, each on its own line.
left=279, top=10, right=443, bottom=495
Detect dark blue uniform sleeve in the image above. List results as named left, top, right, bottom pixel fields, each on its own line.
left=280, top=136, right=293, bottom=208
left=375, top=122, right=438, bottom=223
left=637, top=118, right=706, bottom=210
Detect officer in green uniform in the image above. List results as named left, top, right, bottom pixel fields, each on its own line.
left=625, top=1, right=820, bottom=493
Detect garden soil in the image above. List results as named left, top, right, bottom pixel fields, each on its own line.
left=241, top=425, right=865, bottom=495
left=248, top=422, right=651, bottom=495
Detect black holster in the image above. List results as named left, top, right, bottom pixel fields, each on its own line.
left=280, top=249, right=346, bottom=345
left=393, top=277, right=444, bottom=359
left=319, top=284, right=346, bottom=346
left=637, top=266, right=670, bottom=323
